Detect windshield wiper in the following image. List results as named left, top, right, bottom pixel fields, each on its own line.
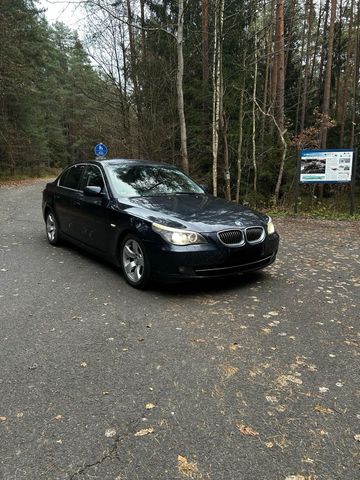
left=174, top=192, right=199, bottom=195
left=142, top=181, right=166, bottom=193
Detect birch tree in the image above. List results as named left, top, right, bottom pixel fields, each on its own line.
left=320, top=0, right=337, bottom=148
left=212, top=0, right=224, bottom=196
left=176, top=0, right=189, bottom=173
left=274, top=0, right=286, bottom=204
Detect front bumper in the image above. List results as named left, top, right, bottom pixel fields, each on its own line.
left=146, top=232, right=279, bottom=280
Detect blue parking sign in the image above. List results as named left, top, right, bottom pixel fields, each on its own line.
left=94, top=143, right=108, bottom=158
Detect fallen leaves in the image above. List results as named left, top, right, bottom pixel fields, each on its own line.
left=262, top=327, right=272, bottom=334
left=284, top=476, right=307, bottom=480
left=354, top=434, right=360, bottom=441
left=236, top=423, right=259, bottom=436
left=314, top=404, right=334, bottom=414
left=80, top=361, right=87, bottom=368
left=276, top=374, right=303, bottom=387
left=177, top=455, right=199, bottom=477
left=0, top=416, right=6, bottom=422
left=249, top=363, right=270, bottom=377
left=53, top=415, right=63, bottom=421
left=220, top=364, right=238, bottom=379
left=134, top=427, right=154, bottom=437
left=145, top=403, right=155, bottom=410
left=285, top=476, right=316, bottom=480
left=265, top=395, right=278, bottom=403
left=105, top=428, right=117, bottom=438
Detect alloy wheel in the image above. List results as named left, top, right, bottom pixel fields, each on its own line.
left=122, top=238, right=145, bottom=284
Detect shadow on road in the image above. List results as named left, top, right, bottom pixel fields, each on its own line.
left=44, top=234, right=273, bottom=297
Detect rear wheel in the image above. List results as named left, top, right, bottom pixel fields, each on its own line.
left=45, top=209, right=60, bottom=245
left=120, top=234, right=151, bottom=289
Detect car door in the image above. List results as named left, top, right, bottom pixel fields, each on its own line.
left=76, top=164, right=113, bottom=252
left=54, top=164, right=86, bottom=240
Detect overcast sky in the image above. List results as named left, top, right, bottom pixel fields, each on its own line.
left=38, top=0, right=85, bottom=31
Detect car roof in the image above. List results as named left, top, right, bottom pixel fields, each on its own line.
left=95, top=158, right=178, bottom=169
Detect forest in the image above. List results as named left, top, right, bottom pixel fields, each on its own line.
left=0, top=0, right=359, bottom=206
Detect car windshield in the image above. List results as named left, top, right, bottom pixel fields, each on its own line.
left=107, top=164, right=204, bottom=197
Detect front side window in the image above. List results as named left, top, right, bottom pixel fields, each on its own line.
left=59, top=165, right=86, bottom=190
left=107, top=165, right=204, bottom=197
left=83, top=165, right=105, bottom=191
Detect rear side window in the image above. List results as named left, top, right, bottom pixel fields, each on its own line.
left=59, top=165, right=85, bottom=190
left=83, top=165, right=105, bottom=191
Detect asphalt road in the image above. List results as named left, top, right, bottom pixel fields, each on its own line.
left=0, top=181, right=359, bottom=480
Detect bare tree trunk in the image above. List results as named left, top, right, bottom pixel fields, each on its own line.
left=110, top=18, right=131, bottom=155
left=270, top=0, right=278, bottom=110
left=140, top=0, right=146, bottom=63
left=300, top=0, right=313, bottom=132
left=339, top=0, right=354, bottom=146
left=335, top=0, right=344, bottom=122
left=252, top=28, right=258, bottom=196
left=318, top=0, right=330, bottom=102
left=274, top=0, right=285, bottom=204
left=126, top=0, right=142, bottom=156
left=320, top=0, right=337, bottom=148
left=177, top=0, right=189, bottom=173
left=351, top=4, right=360, bottom=148
left=236, top=49, right=246, bottom=203
left=295, top=0, right=308, bottom=134
left=202, top=0, right=209, bottom=86
left=310, top=1, right=323, bottom=89
left=119, top=24, right=133, bottom=156
left=254, top=100, right=287, bottom=207
left=284, top=0, right=297, bottom=73
left=222, top=113, right=231, bottom=200
left=212, top=0, right=224, bottom=196
left=261, top=16, right=272, bottom=146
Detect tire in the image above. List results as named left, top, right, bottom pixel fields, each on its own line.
left=120, top=234, right=151, bottom=289
left=45, top=208, right=60, bottom=246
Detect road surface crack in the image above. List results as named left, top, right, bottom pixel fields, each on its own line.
left=68, top=416, right=144, bottom=479
left=68, top=445, right=116, bottom=479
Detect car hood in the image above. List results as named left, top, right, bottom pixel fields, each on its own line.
left=117, top=194, right=268, bottom=232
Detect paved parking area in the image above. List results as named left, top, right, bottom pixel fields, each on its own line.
left=0, top=182, right=359, bottom=479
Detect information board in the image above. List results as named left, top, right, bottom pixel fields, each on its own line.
left=300, top=149, right=354, bottom=183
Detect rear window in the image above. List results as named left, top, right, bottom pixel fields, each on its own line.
left=59, top=165, right=86, bottom=190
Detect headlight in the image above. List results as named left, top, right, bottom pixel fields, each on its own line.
left=152, top=223, right=207, bottom=246
left=267, top=216, right=275, bottom=235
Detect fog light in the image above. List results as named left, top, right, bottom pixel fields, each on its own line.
left=178, top=266, right=193, bottom=274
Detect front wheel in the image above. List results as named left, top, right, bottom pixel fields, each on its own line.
left=120, top=234, right=151, bottom=289
left=45, top=209, right=60, bottom=245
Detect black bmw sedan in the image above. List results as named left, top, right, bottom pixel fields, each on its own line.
left=42, top=159, right=279, bottom=288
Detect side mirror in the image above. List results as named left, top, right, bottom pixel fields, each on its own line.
left=200, top=184, right=210, bottom=194
left=83, top=186, right=104, bottom=197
